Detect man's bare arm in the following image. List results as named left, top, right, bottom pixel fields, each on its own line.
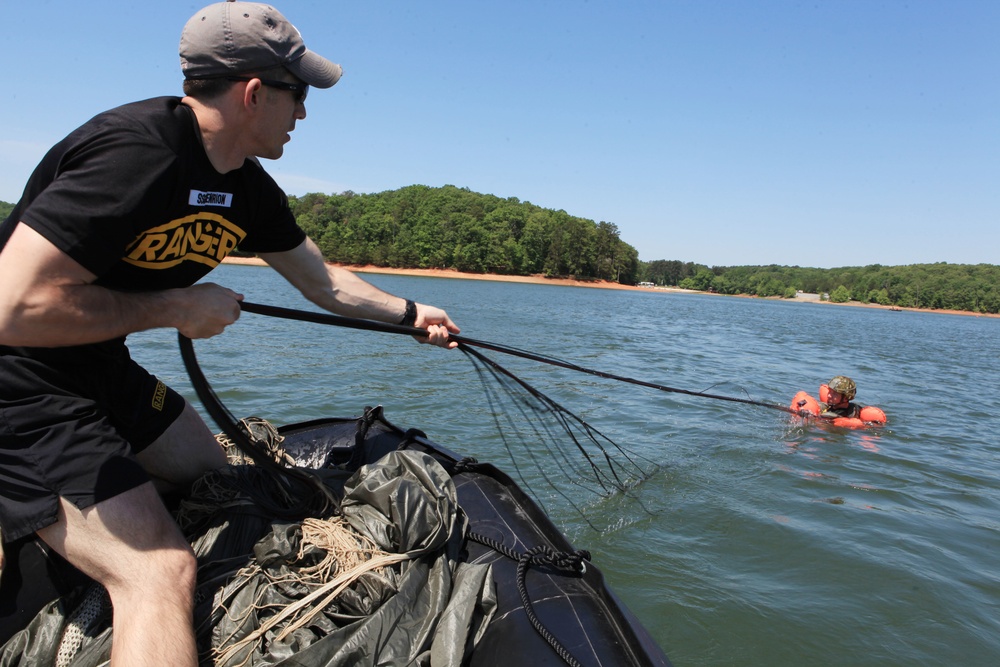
left=0, top=223, right=244, bottom=347
left=259, top=238, right=459, bottom=347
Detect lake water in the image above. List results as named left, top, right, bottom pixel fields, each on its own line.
left=129, top=264, right=1000, bottom=666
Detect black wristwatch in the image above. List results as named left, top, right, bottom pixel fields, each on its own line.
left=399, top=299, right=417, bottom=327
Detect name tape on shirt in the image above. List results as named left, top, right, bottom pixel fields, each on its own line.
left=189, top=190, right=234, bottom=207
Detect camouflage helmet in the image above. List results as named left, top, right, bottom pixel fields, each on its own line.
left=828, top=375, right=856, bottom=400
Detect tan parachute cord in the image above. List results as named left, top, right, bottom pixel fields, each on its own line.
left=211, top=571, right=276, bottom=658
left=177, top=423, right=324, bottom=533
left=212, top=554, right=410, bottom=665
left=215, top=418, right=296, bottom=468
left=296, top=517, right=391, bottom=581
left=212, top=516, right=410, bottom=666
left=174, top=464, right=262, bottom=533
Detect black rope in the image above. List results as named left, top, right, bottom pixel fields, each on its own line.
left=468, top=531, right=590, bottom=667
left=451, top=330, right=661, bottom=529
left=177, top=334, right=338, bottom=518
left=238, top=301, right=812, bottom=418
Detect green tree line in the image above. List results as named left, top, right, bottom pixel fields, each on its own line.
left=642, top=261, right=1000, bottom=314
left=288, top=185, right=640, bottom=283
left=2, top=188, right=996, bottom=313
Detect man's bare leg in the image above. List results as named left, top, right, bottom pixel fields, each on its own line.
left=32, top=402, right=227, bottom=665
left=137, top=400, right=228, bottom=491
left=37, top=485, right=198, bottom=667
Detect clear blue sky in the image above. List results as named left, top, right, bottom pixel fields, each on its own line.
left=2, top=1, right=996, bottom=268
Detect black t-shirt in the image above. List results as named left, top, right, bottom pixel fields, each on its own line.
left=1, top=96, right=306, bottom=291
left=0, top=97, right=307, bottom=364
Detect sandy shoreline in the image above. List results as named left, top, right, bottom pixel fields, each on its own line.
left=221, top=256, right=998, bottom=319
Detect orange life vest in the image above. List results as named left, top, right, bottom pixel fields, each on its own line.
left=790, top=386, right=886, bottom=429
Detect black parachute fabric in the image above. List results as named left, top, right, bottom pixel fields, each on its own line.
left=0, top=440, right=496, bottom=667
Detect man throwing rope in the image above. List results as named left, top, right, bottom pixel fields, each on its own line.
left=0, top=2, right=458, bottom=664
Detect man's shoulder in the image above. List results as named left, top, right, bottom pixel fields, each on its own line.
left=64, top=98, right=182, bottom=145
left=87, top=97, right=188, bottom=132
left=102, top=96, right=184, bottom=115
left=59, top=97, right=197, bottom=166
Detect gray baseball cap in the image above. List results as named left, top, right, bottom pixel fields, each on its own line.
left=180, top=1, right=342, bottom=88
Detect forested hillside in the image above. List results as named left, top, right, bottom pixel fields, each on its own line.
left=2, top=188, right=995, bottom=313
left=288, top=185, right=639, bottom=283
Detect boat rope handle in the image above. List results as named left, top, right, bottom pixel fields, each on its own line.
left=468, top=531, right=590, bottom=667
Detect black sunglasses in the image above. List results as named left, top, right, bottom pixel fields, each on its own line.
left=227, top=76, right=308, bottom=103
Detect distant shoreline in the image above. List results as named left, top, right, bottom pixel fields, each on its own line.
left=221, top=256, right=998, bottom=319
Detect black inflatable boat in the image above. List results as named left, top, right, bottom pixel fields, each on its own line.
left=0, top=407, right=670, bottom=666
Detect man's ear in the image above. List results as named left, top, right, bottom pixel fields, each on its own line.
left=238, top=78, right=263, bottom=110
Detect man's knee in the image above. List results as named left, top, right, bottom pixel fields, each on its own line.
left=38, top=486, right=194, bottom=592
left=136, top=544, right=197, bottom=597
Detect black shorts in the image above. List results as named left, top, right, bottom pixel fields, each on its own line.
left=0, top=341, right=185, bottom=541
